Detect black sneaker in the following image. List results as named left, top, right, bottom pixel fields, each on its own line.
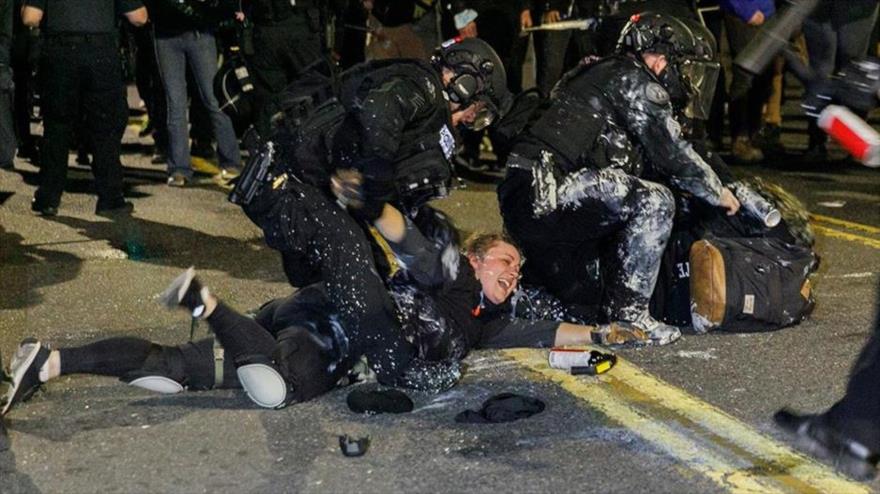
left=31, top=197, right=58, bottom=217
left=95, top=198, right=134, bottom=216
left=2, top=339, right=49, bottom=415
left=159, top=267, right=210, bottom=318
left=774, top=409, right=878, bottom=481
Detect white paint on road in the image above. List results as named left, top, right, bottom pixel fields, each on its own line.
left=676, top=349, right=718, bottom=360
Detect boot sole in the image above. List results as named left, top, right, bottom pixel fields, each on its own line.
left=158, top=267, right=196, bottom=310
left=2, top=341, right=42, bottom=415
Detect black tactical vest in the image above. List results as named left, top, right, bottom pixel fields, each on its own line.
left=336, top=60, right=454, bottom=211
left=516, top=56, right=647, bottom=176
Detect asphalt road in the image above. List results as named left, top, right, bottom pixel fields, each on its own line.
left=0, top=129, right=878, bottom=493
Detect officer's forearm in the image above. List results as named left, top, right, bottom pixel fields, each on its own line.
left=670, top=144, right=725, bottom=206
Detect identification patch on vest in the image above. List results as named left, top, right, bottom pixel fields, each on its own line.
left=645, top=82, right=670, bottom=105
left=439, top=124, right=455, bottom=159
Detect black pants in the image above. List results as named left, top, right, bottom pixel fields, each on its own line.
left=724, top=13, right=774, bottom=140
left=59, top=336, right=240, bottom=390
left=499, top=166, right=675, bottom=322
left=475, top=7, right=529, bottom=94
left=11, top=32, right=39, bottom=155
left=824, top=281, right=880, bottom=452
left=134, top=26, right=167, bottom=153
left=35, top=35, right=128, bottom=209
left=244, top=181, right=459, bottom=391
left=56, top=288, right=348, bottom=391
left=248, top=17, right=323, bottom=137
left=0, top=85, right=13, bottom=167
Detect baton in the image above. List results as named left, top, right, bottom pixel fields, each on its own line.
left=521, top=18, right=599, bottom=34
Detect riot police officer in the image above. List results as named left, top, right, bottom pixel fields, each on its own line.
left=235, top=37, right=510, bottom=391
left=21, top=0, right=147, bottom=216
left=497, top=13, right=739, bottom=345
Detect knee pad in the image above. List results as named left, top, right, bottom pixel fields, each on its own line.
left=235, top=355, right=290, bottom=409
left=122, top=372, right=185, bottom=394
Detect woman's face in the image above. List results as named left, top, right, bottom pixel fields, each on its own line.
left=468, top=241, right=522, bottom=305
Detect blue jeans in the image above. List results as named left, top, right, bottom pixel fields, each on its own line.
left=155, top=31, right=241, bottom=177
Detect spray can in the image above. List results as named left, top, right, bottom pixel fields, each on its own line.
left=549, top=348, right=616, bottom=375
left=729, top=181, right=781, bottom=228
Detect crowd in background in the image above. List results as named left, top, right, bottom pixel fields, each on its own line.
left=0, top=0, right=878, bottom=214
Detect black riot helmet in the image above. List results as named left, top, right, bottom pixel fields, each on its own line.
left=432, top=37, right=513, bottom=130
left=616, top=12, right=720, bottom=120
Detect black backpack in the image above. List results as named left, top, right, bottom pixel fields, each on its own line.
left=689, top=236, right=817, bottom=333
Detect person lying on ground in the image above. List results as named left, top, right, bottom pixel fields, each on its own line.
left=1, top=206, right=646, bottom=414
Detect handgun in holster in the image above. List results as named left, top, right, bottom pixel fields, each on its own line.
left=228, top=141, right=278, bottom=206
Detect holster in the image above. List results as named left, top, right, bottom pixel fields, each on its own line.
left=229, top=141, right=279, bottom=206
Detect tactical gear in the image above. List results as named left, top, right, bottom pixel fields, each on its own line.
left=123, top=374, right=185, bottom=394
left=617, top=13, right=720, bottom=119
left=272, top=326, right=349, bottom=403
left=433, top=37, right=512, bottom=129
left=249, top=59, right=456, bottom=217
left=235, top=356, right=291, bottom=408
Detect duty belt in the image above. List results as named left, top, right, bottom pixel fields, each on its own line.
left=507, top=153, right=540, bottom=171
left=508, top=151, right=560, bottom=218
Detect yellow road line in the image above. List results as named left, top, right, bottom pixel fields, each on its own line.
left=810, top=215, right=880, bottom=236
left=503, top=348, right=870, bottom=494
left=813, top=225, right=880, bottom=250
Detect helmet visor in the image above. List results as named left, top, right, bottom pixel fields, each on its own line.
left=457, top=98, right=498, bottom=131
left=680, top=59, right=720, bottom=120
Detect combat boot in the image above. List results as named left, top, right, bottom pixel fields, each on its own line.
left=732, top=136, right=764, bottom=164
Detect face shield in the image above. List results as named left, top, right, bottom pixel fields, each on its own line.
left=456, top=98, right=499, bottom=131
left=679, top=58, right=720, bottom=120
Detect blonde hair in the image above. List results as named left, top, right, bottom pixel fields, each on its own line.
left=463, top=232, right=521, bottom=260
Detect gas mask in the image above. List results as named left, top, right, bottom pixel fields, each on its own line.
left=659, top=58, right=720, bottom=120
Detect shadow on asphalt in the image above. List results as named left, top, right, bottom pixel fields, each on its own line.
left=12, top=166, right=162, bottom=198
left=0, top=443, right=40, bottom=494
left=0, top=224, right=82, bottom=311
left=43, top=214, right=270, bottom=282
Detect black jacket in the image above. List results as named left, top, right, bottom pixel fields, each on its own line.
left=0, top=0, right=11, bottom=67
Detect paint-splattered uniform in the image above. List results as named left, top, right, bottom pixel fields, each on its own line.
left=498, top=54, right=726, bottom=323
